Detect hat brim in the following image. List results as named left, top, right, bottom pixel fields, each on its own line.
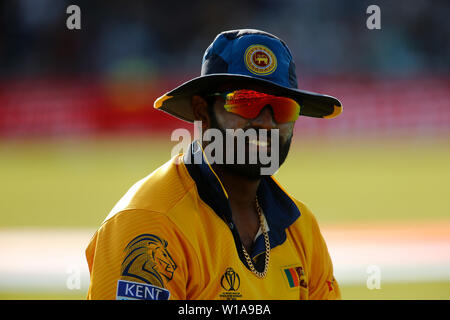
left=154, top=74, right=342, bottom=122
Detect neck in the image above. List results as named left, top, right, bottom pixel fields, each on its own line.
left=211, top=164, right=262, bottom=252
left=212, top=164, right=260, bottom=211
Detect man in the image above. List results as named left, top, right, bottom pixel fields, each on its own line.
left=86, top=29, right=343, bottom=300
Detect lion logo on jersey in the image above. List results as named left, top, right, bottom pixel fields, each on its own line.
left=121, top=234, right=177, bottom=288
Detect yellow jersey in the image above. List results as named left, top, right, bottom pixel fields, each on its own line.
left=86, top=143, right=341, bottom=300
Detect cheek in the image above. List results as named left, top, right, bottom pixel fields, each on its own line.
left=278, top=122, right=295, bottom=142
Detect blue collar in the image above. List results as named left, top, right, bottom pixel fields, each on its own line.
left=183, top=141, right=301, bottom=261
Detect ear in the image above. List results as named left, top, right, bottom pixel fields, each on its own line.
left=191, top=95, right=211, bottom=130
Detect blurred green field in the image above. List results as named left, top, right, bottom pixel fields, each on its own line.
left=1, top=134, right=449, bottom=227
left=1, top=281, right=449, bottom=300
left=1, top=134, right=449, bottom=300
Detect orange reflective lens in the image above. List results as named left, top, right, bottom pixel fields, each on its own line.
left=219, top=90, right=300, bottom=123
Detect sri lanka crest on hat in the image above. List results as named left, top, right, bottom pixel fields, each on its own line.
left=244, top=44, right=277, bottom=75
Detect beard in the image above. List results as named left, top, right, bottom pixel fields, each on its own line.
left=207, top=110, right=293, bottom=180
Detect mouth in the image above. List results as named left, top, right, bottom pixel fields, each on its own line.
left=247, top=138, right=272, bottom=158
left=248, top=139, right=269, bottom=147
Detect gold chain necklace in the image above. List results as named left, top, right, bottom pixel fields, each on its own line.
left=241, top=197, right=270, bottom=278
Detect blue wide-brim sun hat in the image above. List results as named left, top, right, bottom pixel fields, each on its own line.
left=154, top=29, right=342, bottom=122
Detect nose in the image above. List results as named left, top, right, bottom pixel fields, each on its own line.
left=250, top=105, right=277, bottom=129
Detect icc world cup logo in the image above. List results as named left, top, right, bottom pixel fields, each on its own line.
left=221, top=267, right=240, bottom=291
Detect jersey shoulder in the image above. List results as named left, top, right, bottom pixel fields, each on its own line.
left=292, top=198, right=321, bottom=229
left=104, top=155, right=195, bottom=223
left=287, top=198, right=327, bottom=250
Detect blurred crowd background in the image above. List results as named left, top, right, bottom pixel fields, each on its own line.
left=0, top=0, right=449, bottom=300
left=0, top=0, right=448, bottom=138
left=1, top=0, right=449, bottom=77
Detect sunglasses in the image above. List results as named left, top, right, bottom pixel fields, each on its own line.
left=209, top=89, right=300, bottom=123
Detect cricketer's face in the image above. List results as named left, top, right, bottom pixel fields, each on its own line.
left=208, top=95, right=295, bottom=180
